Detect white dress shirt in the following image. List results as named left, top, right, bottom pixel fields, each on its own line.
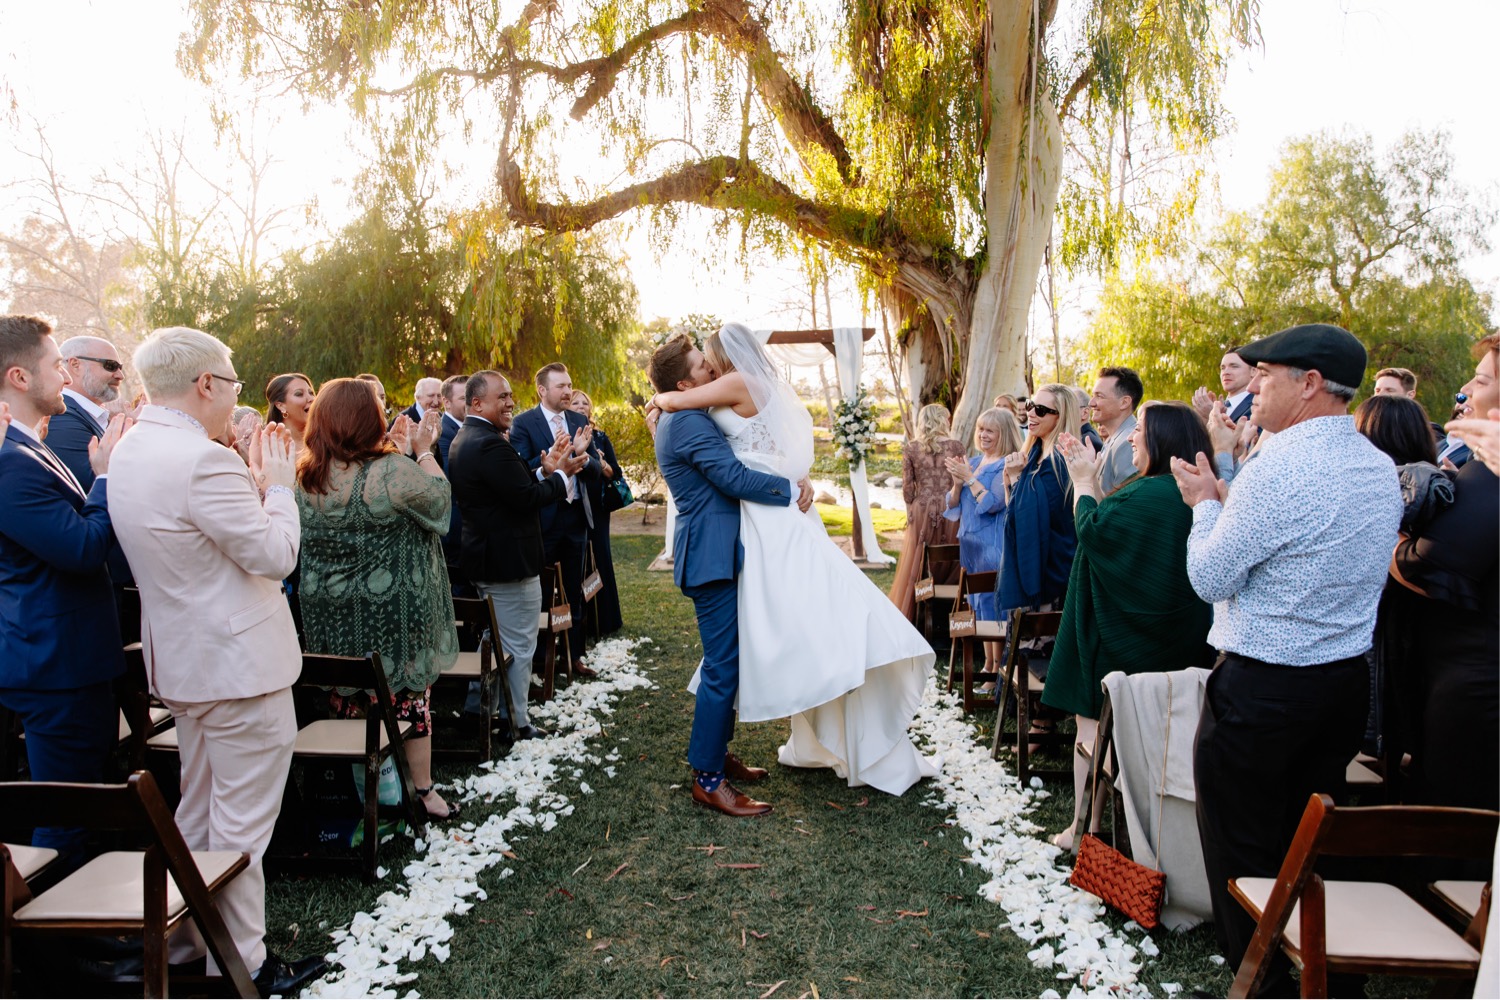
left=539, top=403, right=579, bottom=501
left=62, top=388, right=110, bottom=431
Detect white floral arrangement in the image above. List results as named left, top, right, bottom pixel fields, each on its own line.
left=832, top=386, right=879, bottom=471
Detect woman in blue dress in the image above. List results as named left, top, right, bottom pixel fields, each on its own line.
left=944, top=407, right=1024, bottom=678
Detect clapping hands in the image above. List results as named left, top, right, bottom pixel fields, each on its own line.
left=1192, top=386, right=1218, bottom=419
left=541, top=430, right=587, bottom=476
left=944, top=455, right=972, bottom=486
left=411, top=409, right=442, bottom=455
left=1170, top=451, right=1227, bottom=508
left=388, top=413, right=414, bottom=455
left=1057, top=432, right=1098, bottom=486
left=88, top=413, right=135, bottom=475
left=249, top=422, right=297, bottom=493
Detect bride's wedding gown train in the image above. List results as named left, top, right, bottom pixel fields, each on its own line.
left=690, top=408, right=939, bottom=795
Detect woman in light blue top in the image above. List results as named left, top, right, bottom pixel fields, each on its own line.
left=944, top=407, right=1024, bottom=671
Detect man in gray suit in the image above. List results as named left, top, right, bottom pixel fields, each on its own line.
left=1089, top=366, right=1143, bottom=494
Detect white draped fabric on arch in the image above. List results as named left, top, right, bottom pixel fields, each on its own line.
left=655, top=326, right=893, bottom=567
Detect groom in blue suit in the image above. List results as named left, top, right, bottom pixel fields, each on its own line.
left=0, top=316, right=126, bottom=855
left=648, top=335, right=805, bottom=817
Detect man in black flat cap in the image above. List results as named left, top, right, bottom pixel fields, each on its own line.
left=1170, top=323, right=1403, bottom=996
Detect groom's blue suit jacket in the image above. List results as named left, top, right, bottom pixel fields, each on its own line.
left=655, top=409, right=791, bottom=589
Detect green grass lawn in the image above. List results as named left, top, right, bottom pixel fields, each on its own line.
left=816, top=502, right=906, bottom=537
left=262, top=535, right=1243, bottom=998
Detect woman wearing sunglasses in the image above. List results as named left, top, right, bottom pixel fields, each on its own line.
left=997, top=385, right=1081, bottom=619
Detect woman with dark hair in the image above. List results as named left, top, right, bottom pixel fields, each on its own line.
left=266, top=372, right=315, bottom=449
left=295, top=378, right=462, bottom=820
left=1043, top=401, right=1215, bottom=850
left=1355, top=394, right=1439, bottom=466
left=1391, top=334, right=1500, bottom=814
left=568, top=389, right=624, bottom=634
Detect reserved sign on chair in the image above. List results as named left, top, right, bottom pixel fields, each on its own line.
left=550, top=606, right=572, bottom=631
left=914, top=577, right=935, bottom=601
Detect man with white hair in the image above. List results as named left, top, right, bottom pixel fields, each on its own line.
left=107, top=326, right=326, bottom=996
left=400, top=376, right=444, bottom=425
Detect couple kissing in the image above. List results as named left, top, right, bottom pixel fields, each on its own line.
left=647, top=323, right=939, bottom=818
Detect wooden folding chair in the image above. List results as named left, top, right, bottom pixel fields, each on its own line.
left=1229, top=793, right=1498, bottom=998
left=150, top=652, right=425, bottom=882
left=1074, top=689, right=1127, bottom=853
left=581, top=542, right=604, bottom=639
left=0, top=771, right=256, bottom=998
left=913, top=543, right=960, bottom=640
left=990, top=608, right=1069, bottom=784
left=945, top=571, right=1003, bottom=713
left=533, top=563, right=573, bottom=701
left=432, top=597, right=504, bottom=761
left=118, top=644, right=173, bottom=773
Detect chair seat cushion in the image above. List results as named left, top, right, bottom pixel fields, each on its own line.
left=1433, top=880, right=1486, bottom=919
left=931, top=585, right=960, bottom=600
left=292, top=719, right=413, bottom=757
left=439, top=651, right=484, bottom=679
left=1346, top=758, right=1383, bottom=787
left=1233, top=877, right=1480, bottom=965
left=118, top=707, right=172, bottom=742
left=14, top=850, right=244, bottom=923
left=4, top=843, right=58, bottom=881
left=538, top=612, right=550, bottom=630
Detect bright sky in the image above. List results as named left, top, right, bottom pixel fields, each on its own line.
left=1, top=0, right=1496, bottom=338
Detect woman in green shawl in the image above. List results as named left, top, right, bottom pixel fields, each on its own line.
left=1043, top=401, right=1215, bottom=851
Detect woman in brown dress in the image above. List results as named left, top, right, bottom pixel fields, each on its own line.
left=888, top=403, right=966, bottom=620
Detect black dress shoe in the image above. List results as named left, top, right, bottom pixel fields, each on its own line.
left=254, top=951, right=328, bottom=998
left=514, top=724, right=550, bottom=741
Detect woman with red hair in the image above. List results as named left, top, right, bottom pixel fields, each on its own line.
left=295, top=378, right=462, bottom=820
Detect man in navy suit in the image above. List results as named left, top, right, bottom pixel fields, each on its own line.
left=52, top=336, right=137, bottom=615
left=1194, top=348, right=1257, bottom=424
left=0, top=315, right=129, bottom=854
left=508, top=362, right=603, bottom=678
left=49, top=335, right=124, bottom=488
left=648, top=335, right=809, bottom=817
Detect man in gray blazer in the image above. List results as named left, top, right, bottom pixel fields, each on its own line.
left=1089, top=366, right=1143, bottom=494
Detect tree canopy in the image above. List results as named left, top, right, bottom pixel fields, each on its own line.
left=180, top=0, right=1259, bottom=441
left=1082, top=128, right=1494, bottom=415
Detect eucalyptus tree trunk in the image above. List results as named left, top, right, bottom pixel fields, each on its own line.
left=884, top=0, right=1063, bottom=447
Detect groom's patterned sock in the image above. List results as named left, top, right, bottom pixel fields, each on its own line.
left=695, top=770, right=725, bottom=793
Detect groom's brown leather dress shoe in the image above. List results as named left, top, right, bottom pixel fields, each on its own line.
left=692, top=781, right=772, bottom=817
left=724, top=753, right=769, bottom=783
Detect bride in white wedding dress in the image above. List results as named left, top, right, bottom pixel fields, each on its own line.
left=651, top=323, right=939, bottom=795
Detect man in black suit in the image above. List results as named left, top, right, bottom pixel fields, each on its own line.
left=438, top=374, right=469, bottom=593
left=508, top=362, right=601, bottom=678
left=448, top=371, right=586, bottom=739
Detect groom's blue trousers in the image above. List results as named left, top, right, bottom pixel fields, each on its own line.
left=684, top=578, right=739, bottom=773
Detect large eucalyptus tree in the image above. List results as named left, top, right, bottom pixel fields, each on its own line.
left=183, top=0, right=1257, bottom=439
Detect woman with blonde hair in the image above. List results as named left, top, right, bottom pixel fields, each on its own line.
left=944, top=407, right=1024, bottom=674
left=998, top=383, right=1080, bottom=616
left=888, top=403, right=967, bottom=620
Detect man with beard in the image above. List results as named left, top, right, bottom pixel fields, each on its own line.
left=50, top=335, right=126, bottom=489
left=0, top=315, right=130, bottom=858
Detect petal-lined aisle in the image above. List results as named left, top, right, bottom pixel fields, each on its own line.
left=303, top=638, right=656, bottom=998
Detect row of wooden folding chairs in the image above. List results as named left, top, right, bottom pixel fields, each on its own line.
left=1, top=771, right=257, bottom=997
left=140, top=649, right=424, bottom=884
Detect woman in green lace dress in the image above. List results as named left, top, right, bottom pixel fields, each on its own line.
left=296, top=378, right=461, bottom=820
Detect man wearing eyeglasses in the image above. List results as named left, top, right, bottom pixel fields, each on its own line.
left=50, top=336, right=126, bottom=490
left=106, top=326, right=327, bottom=996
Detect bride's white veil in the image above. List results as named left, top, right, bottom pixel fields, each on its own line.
left=716, top=322, right=814, bottom=481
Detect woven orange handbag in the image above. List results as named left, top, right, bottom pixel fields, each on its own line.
left=1069, top=833, right=1166, bottom=929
